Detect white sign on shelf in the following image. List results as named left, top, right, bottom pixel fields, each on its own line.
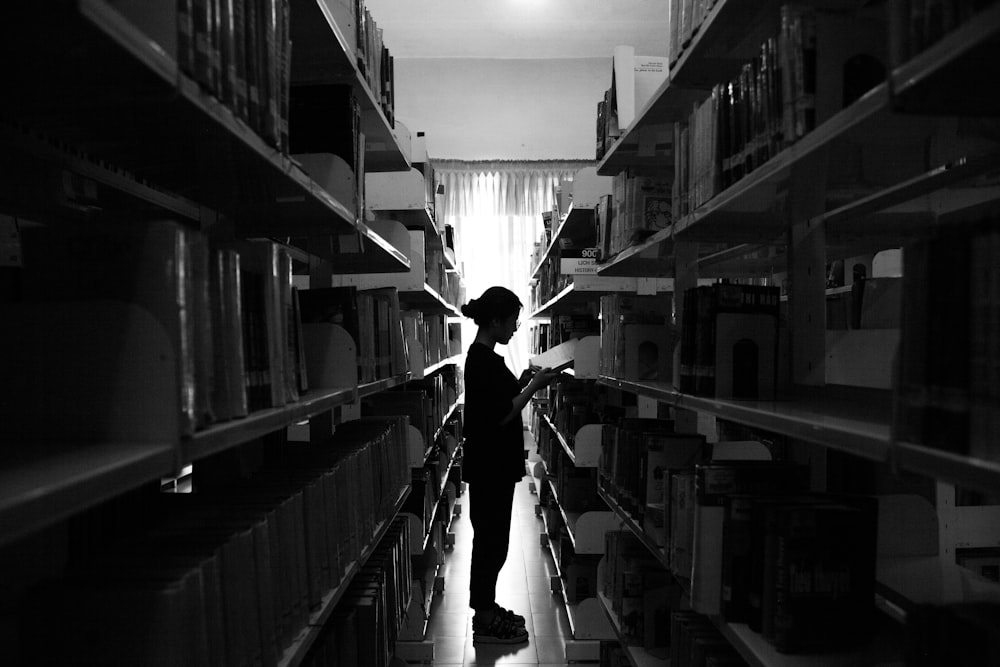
left=560, top=247, right=601, bottom=275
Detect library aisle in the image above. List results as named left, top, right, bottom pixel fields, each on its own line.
left=425, top=432, right=573, bottom=667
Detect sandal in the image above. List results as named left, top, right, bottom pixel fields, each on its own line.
left=472, top=612, right=529, bottom=644
left=494, top=603, right=526, bottom=627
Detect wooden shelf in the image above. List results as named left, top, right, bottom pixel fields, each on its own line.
left=0, top=442, right=176, bottom=549
left=597, top=377, right=892, bottom=463
left=890, top=2, right=1000, bottom=116
left=530, top=205, right=598, bottom=280
left=289, top=0, right=408, bottom=172
left=278, top=485, right=411, bottom=667
left=185, top=386, right=359, bottom=462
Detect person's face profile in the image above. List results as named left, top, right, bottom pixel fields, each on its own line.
left=492, top=313, right=519, bottom=344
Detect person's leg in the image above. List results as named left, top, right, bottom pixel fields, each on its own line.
left=468, top=480, right=527, bottom=642
left=469, top=479, right=515, bottom=613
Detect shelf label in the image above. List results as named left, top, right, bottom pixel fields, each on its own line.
left=560, top=247, right=600, bottom=274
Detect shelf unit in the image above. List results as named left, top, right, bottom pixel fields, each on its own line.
left=0, top=2, right=440, bottom=666
left=589, top=1, right=1000, bottom=664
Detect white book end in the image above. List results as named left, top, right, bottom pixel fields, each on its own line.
left=407, top=424, right=426, bottom=468
left=301, top=323, right=357, bottom=390
left=573, top=424, right=605, bottom=467
left=570, top=167, right=613, bottom=208
left=574, top=511, right=623, bottom=554
left=1, top=300, right=179, bottom=444
left=294, top=153, right=357, bottom=215
left=365, top=168, right=428, bottom=211
left=574, top=335, right=601, bottom=379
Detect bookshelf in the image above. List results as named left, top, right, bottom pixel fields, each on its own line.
left=588, top=0, right=1000, bottom=664
left=0, top=2, right=436, bottom=666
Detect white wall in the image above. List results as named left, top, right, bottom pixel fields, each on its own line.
left=393, top=58, right=611, bottom=161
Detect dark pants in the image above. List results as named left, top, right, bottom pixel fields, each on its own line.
left=468, top=478, right=516, bottom=611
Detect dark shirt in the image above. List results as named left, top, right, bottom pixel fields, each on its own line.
left=462, top=342, right=525, bottom=484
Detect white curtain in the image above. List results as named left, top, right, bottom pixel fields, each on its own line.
left=437, top=161, right=591, bottom=374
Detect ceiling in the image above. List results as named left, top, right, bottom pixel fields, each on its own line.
left=362, top=0, right=669, bottom=59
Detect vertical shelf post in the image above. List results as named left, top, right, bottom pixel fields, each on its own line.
left=786, top=149, right=829, bottom=387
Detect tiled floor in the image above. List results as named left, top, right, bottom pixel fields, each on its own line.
left=426, top=434, right=574, bottom=667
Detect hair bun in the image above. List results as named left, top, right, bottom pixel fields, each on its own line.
left=460, top=299, right=478, bottom=318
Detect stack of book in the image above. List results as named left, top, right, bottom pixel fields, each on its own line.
left=20, top=417, right=409, bottom=666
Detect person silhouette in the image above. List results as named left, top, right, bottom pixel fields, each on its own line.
left=460, top=286, right=559, bottom=644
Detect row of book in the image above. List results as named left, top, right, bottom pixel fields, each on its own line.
left=401, top=310, right=462, bottom=370
left=670, top=612, right=748, bottom=666
left=890, top=0, right=994, bottom=66
left=299, top=285, right=410, bottom=385
left=678, top=283, right=781, bottom=399
left=674, top=4, right=821, bottom=217
left=671, top=461, right=880, bottom=655
left=21, top=418, right=410, bottom=667
left=537, top=489, right=603, bottom=605
left=12, top=221, right=308, bottom=436
left=668, top=0, right=719, bottom=68
left=529, top=252, right=574, bottom=312
left=543, top=379, right=603, bottom=452
left=895, top=222, right=1000, bottom=464
left=362, top=379, right=459, bottom=459
left=175, top=0, right=292, bottom=152
left=425, top=246, right=465, bottom=306
left=302, top=517, right=412, bottom=667
left=598, top=418, right=705, bottom=542
left=603, top=530, right=679, bottom=652
left=354, top=1, right=396, bottom=126
left=596, top=171, right=673, bottom=260
left=599, top=293, right=676, bottom=382
left=540, top=439, right=603, bottom=513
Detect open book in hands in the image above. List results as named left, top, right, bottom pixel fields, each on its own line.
left=528, top=338, right=577, bottom=373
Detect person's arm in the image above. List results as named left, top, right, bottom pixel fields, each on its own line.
left=499, top=367, right=559, bottom=425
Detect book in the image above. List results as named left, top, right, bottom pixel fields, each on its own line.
left=529, top=337, right=577, bottom=372
left=689, top=461, right=807, bottom=615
